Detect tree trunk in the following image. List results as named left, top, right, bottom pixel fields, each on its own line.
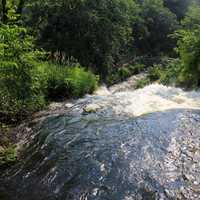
left=2, top=0, right=7, bottom=23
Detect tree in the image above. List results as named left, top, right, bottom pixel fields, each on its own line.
left=172, top=4, right=200, bottom=87
left=0, top=25, right=45, bottom=119
left=133, top=0, right=179, bottom=56
left=181, top=4, right=200, bottom=30
left=174, top=28, right=200, bottom=87
left=163, top=0, right=191, bottom=20
left=0, top=0, right=25, bottom=23
left=22, top=0, right=139, bottom=77
left=1, top=0, right=7, bottom=23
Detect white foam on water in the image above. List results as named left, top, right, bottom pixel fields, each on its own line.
left=87, top=83, right=200, bottom=117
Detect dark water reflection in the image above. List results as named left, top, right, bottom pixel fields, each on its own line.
left=1, top=109, right=200, bottom=200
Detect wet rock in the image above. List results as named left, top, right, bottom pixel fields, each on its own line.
left=83, top=104, right=101, bottom=113
left=1, top=80, right=200, bottom=200
left=0, top=109, right=200, bottom=200
left=65, top=103, right=74, bottom=108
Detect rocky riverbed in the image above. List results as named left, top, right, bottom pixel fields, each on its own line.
left=0, top=80, right=200, bottom=200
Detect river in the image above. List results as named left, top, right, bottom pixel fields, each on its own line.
left=0, top=76, right=200, bottom=200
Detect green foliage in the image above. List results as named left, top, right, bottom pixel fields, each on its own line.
left=133, top=0, right=179, bottom=55
left=174, top=28, right=200, bottom=87
left=163, top=0, right=191, bottom=20
left=66, top=66, right=98, bottom=98
left=23, top=0, right=139, bottom=76
left=42, top=63, right=98, bottom=100
left=40, top=63, right=70, bottom=100
left=150, top=5, right=200, bottom=88
left=0, top=24, right=46, bottom=121
left=172, top=4, right=200, bottom=88
left=0, top=0, right=25, bottom=23
left=0, top=123, right=17, bottom=167
left=140, top=58, right=185, bottom=87
left=134, top=57, right=184, bottom=87
left=106, top=63, right=145, bottom=85
left=147, top=65, right=163, bottom=81
left=0, top=24, right=98, bottom=123
left=0, top=145, right=17, bottom=166
left=135, top=77, right=151, bottom=89
left=181, top=4, right=200, bottom=29
left=159, top=59, right=182, bottom=85
left=118, top=68, right=131, bottom=80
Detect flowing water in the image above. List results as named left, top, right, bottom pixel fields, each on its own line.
left=1, top=77, right=200, bottom=200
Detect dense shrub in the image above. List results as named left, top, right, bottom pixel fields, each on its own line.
left=0, top=25, right=46, bottom=121
left=42, top=63, right=98, bottom=100
left=66, top=66, right=98, bottom=98
left=0, top=25, right=98, bottom=122
left=0, top=123, right=17, bottom=168
left=181, top=5, right=200, bottom=30
left=159, top=28, right=200, bottom=88
left=147, top=65, right=163, bottom=81
left=158, top=5, right=200, bottom=88
left=143, top=58, right=183, bottom=86
left=174, top=29, right=200, bottom=87
left=106, top=63, right=145, bottom=85
left=159, top=59, right=182, bottom=85
left=135, top=77, right=151, bottom=89
left=0, top=145, right=17, bottom=167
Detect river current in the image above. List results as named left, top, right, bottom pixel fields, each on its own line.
left=1, top=76, right=200, bottom=200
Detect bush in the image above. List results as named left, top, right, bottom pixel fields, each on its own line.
left=0, top=123, right=17, bottom=168
left=129, top=64, right=146, bottom=74
left=0, top=25, right=98, bottom=123
left=118, top=68, right=131, bottom=80
left=159, top=59, right=183, bottom=86
left=66, top=66, right=98, bottom=98
left=141, top=58, right=183, bottom=87
left=135, top=78, right=151, bottom=89
left=106, top=63, right=145, bottom=85
left=157, top=6, right=200, bottom=89
left=174, top=28, right=200, bottom=88
left=0, top=25, right=46, bottom=122
left=0, top=145, right=17, bottom=167
left=41, top=63, right=98, bottom=100
left=158, top=28, right=200, bottom=88
left=147, top=65, right=163, bottom=81
left=39, top=63, right=70, bottom=100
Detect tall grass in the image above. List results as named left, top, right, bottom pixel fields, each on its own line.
left=40, top=63, right=99, bottom=100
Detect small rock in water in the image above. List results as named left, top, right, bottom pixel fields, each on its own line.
left=49, top=102, right=63, bottom=110
left=65, top=103, right=73, bottom=108
left=83, top=104, right=101, bottom=113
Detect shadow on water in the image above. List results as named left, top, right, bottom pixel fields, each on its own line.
left=0, top=108, right=200, bottom=200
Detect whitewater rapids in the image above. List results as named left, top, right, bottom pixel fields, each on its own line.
left=82, top=82, right=200, bottom=117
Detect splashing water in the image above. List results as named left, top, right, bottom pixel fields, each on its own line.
left=1, top=78, right=200, bottom=200
left=82, top=83, right=200, bottom=117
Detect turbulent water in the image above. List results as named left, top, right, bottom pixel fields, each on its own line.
left=1, top=77, right=200, bottom=200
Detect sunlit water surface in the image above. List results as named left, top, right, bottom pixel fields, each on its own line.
left=1, top=79, right=200, bottom=200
